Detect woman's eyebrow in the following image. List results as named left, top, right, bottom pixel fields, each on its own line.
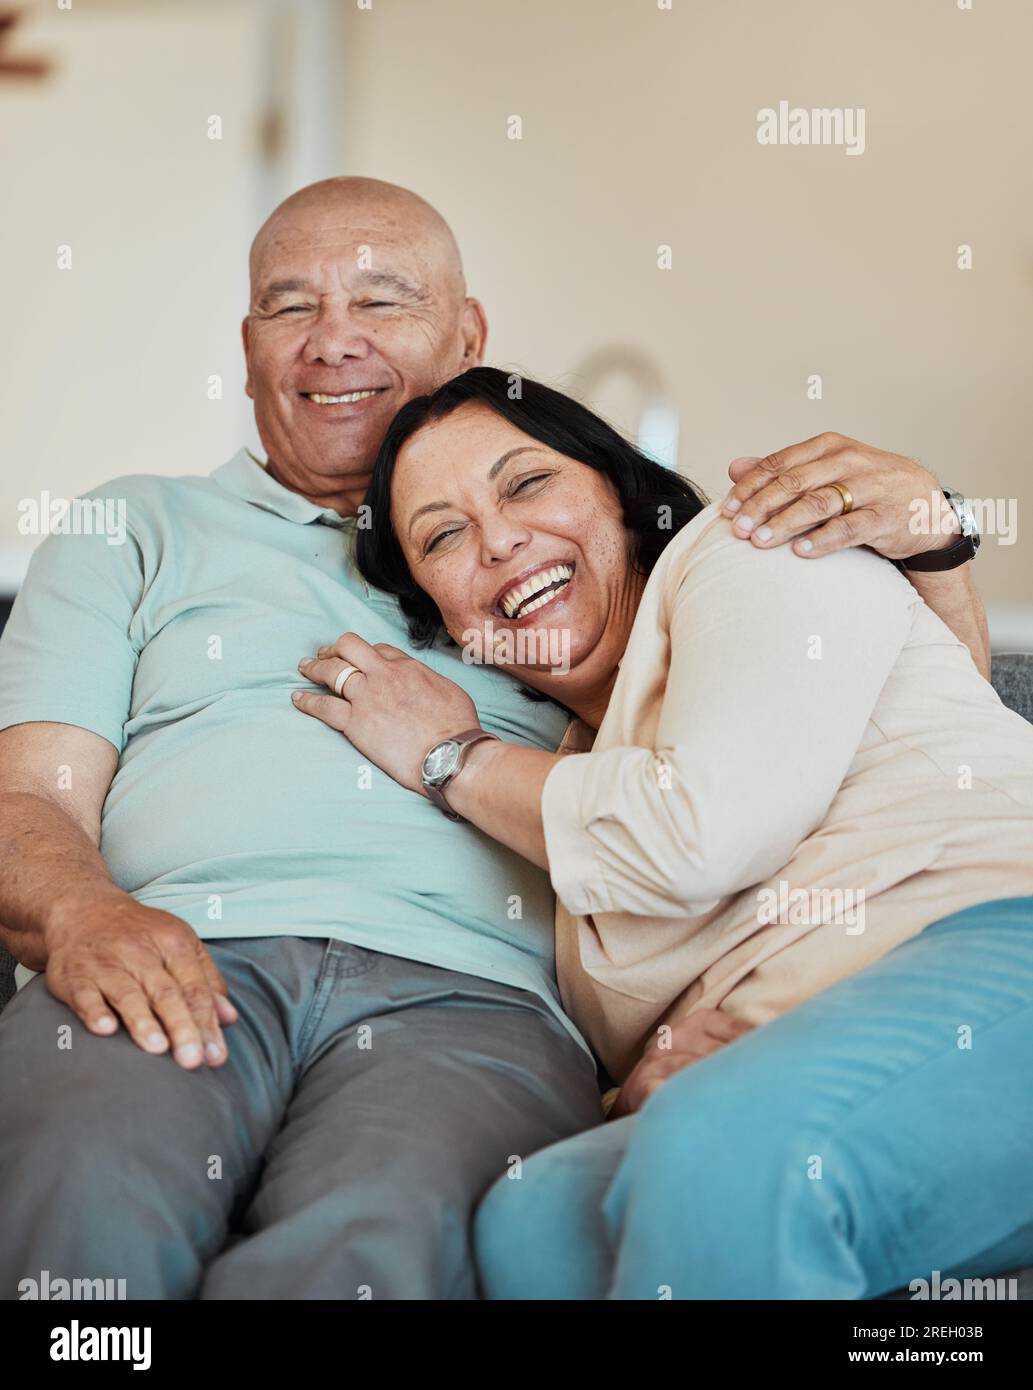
left=407, top=448, right=544, bottom=538
left=486, top=446, right=541, bottom=480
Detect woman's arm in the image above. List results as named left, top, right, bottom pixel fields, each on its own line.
left=441, top=737, right=557, bottom=868
left=295, top=527, right=916, bottom=918
left=534, top=527, right=916, bottom=921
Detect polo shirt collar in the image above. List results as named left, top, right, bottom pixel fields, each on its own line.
left=211, top=449, right=353, bottom=529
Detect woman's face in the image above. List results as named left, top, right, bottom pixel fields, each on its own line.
left=390, top=402, right=642, bottom=692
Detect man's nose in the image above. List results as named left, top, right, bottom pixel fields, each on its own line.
left=302, top=304, right=371, bottom=367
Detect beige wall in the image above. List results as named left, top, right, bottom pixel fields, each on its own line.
left=2, top=0, right=1030, bottom=631
left=0, top=0, right=263, bottom=584
left=341, top=0, right=1033, bottom=621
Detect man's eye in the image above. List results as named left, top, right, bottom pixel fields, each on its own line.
left=276, top=305, right=311, bottom=315
left=360, top=300, right=395, bottom=309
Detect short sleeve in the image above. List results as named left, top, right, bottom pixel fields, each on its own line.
left=0, top=521, right=144, bottom=754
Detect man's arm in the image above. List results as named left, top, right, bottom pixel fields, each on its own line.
left=905, top=564, right=990, bottom=680
left=0, top=721, right=236, bottom=1068
left=721, top=434, right=992, bottom=679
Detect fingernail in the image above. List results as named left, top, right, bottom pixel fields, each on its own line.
left=146, top=1031, right=166, bottom=1050
left=796, top=538, right=814, bottom=553
left=176, top=1043, right=203, bottom=1065
left=297, top=659, right=311, bottom=671
left=734, top=514, right=755, bottom=533
left=95, top=1015, right=115, bottom=1031
left=722, top=494, right=741, bottom=513
left=204, top=1041, right=224, bottom=1062
left=755, top=526, right=773, bottom=542
left=291, top=691, right=302, bottom=703
left=729, top=456, right=760, bottom=467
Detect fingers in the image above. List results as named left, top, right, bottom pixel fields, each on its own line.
left=663, top=1008, right=755, bottom=1052
left=314, top=631, right=380, bottom=667
left=291, top=688, right=352, bottom=730
left=199, top=955, right=239, bottom=1027
left=726, top=432, right=845, bottom=503
left=214, top=992, right=239, bottom=1026
left=162, top=937, right=231, bottom=1067
left=790, top=511, right=869, bottom=558
left=743, top=486, right=871, bottom=551
left=699, top=1011, right=755, bottom=1043
left=298, top=655, right=368, bottom=700
left=48, top=935, right=236, bottom=1069
left=723, top=452, right=856, bottom=533
left=88, top=974, right=173, bottom=1057
left=48, top=974, right=119, bottom=1038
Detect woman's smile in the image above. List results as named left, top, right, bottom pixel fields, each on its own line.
left=493, top=560, right=577, bottom=623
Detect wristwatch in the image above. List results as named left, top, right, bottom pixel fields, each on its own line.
left=420, top=728, right=499, bottom=821
left=899, top=487, right=980, bottom=572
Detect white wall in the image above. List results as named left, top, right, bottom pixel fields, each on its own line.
left=339, top=0, right=1033, bottom=628
left=1, top=0, right=263, bottom=581
left=3, top=0, right=1030, bottom=643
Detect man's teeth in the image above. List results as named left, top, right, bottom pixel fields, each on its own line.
left=501, top=564, right=574, bottom=619
left=306, top=390, right=382, bottom=404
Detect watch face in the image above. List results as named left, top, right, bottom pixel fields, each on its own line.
left=945, top=488, right=979, bottom=539
left=423, top=740, right=460, bottom=785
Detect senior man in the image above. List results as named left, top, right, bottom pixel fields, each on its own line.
left=0, top=177, right=990, bottom=1300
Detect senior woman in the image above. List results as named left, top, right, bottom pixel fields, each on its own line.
left=293, top=368, right=1033, bottom=1299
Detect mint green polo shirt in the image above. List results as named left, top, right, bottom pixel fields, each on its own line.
left=0, top=451, right=590, bottom=1059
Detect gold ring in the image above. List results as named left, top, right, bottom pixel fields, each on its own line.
left=333, top=663, right=361, bottom=698
left=828, top=481, right=854, bottom=515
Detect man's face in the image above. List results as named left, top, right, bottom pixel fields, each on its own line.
left=243, top=207, right=484, bottom=503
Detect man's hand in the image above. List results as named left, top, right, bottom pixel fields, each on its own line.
left=44, top=895, right=238, bottom=1069
left=609, top=1009, right=755, bottom=1119
left=722, top=432, right=960, bottom=561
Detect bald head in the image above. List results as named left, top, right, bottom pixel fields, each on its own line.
left=249, top=176, right=467, bottom=308
left=241, top=175, right=487, bottom=516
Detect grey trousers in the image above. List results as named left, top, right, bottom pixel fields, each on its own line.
left=0, top=937, right=602, bottom=1300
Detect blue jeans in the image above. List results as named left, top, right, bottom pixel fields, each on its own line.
left=474, top=897, right=1033, bottom=1299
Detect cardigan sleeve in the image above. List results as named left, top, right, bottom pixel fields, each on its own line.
left=541, top=525, right=917, bottom=920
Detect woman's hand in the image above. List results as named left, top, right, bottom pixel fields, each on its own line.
left=293, top=633, right=479, bottom=794
left=609, top=1009, right=755, bottom=1119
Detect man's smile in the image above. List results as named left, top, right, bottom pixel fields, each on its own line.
left=300, top=386, right=390, bottom=406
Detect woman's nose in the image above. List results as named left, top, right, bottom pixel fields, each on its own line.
left=480, top=518, right=532, bottom=566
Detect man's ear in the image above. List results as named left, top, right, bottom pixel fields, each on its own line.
left=241, top=316, right=254, bottom=399
left=460, top=298, right=488, bottom=367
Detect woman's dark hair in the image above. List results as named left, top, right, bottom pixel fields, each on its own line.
left=356, top=366, right=708, bottom=648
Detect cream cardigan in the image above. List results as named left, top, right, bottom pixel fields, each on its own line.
left=541, top=505, right=1033, bottom=1083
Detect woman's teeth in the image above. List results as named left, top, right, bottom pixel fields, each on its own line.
left=306, top=389, right=383, bottom=404
left=501, top=563, right=574, bottom=619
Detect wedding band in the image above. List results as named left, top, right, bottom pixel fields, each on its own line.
left=333, top=663, right=361, bottom=697
left=828, top=481, right=854, bottom=515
